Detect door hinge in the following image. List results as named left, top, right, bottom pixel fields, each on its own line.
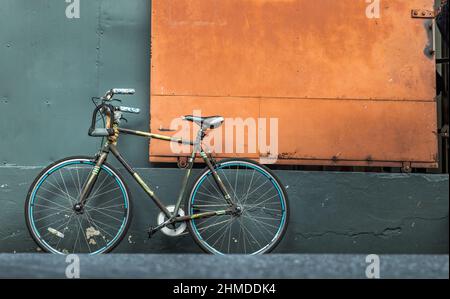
left=411, top=9, right=435, bottom=19
left=439, top=125, right=449, bottom=139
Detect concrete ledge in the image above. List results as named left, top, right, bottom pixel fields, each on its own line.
left=0, top=168, right=448, bottom=254
left=0, top=254, right=447, bottom=279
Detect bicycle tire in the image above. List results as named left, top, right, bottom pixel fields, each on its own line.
left=25, top=156, right=133, bottom=254
left=185, top=158, right=290, bottom=255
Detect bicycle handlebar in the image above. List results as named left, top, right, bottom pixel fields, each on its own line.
left=104, top=88, right=136, bottom=100
left=88, top=89, right=141, bottom=137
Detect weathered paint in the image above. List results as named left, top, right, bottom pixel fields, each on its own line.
left=150, top=0, right=438, bottom=168
left=0, top=167, right=448, bottom=254
left=0, top=0, right=151, bottom=168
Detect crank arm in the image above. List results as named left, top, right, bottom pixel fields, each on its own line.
left=148, top=217, right=174, bottom=237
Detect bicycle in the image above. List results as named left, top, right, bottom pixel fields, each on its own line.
left=25, top=89, right=290, bottom=255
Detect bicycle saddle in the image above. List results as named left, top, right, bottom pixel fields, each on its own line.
left=183, top=115, right=224, bottom=129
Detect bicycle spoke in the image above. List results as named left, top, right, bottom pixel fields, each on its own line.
left=36, top=195, right=72, bottom=211
left=204, top=176, right=225, bottom=201
left=33, top=203, right=72, bottom=213
left=242, top=213, right=276, bottom=242
left=219, top=168, right=240, bottom=203
left=76, top=216, right=92, bottom=253
left=72, top=218, right=81, bottom=253
left=34, top=210, right=67, bottom=223
left=59, top=170, right=74, bottom=206
left=242, top=170, right=256, bottom=205
left=204, top=217, right=235, bottom=243
left=197, top=217, right=232, bottom=232
left=195, top=191, right=224, bottom=202
left=86, top=187, right=120, bottom=201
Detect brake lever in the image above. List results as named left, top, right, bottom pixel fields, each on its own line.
left=120, top=116, right=128, bottom=123
left=91, top=97, right=102, bottom=106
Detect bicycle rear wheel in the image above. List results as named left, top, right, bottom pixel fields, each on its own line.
left=25, top=156, right=132, bottom=254
left=186, top=158, right=289, bottom=255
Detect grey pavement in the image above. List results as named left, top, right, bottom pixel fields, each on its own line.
left=0, top=254, right=448, bottom=279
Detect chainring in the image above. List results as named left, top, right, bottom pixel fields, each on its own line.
left=157, top=205, right=187, bottom=237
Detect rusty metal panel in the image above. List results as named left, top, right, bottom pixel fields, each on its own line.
left=259, top=99, right=438, bottom=165
left=150, top=0, right=438, bottom=167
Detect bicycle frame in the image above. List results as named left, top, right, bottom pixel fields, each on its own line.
left=77, top=125, right=237, bottom=231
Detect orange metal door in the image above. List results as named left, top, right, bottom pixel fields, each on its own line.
left=150, top=0, right=438, bottom=168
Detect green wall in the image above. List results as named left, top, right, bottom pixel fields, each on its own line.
left=1, top=167, right=448, bottom=254
left=0, top=0, right=151, bottom=167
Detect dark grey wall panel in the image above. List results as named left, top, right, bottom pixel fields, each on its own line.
left=0, top=168, right=447, bottom=254
left=0, top=0, right=151, bottom=167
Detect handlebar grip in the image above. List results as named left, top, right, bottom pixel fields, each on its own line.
left=118, top=106, right=141, bottom=114
left=112, top=88, right=135, bottom=95
left=88, top=128, right=115, bottom=137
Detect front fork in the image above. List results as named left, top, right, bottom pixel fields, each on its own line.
left=76, top=150, right=109, bottom=209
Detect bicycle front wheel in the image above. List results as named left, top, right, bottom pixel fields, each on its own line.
left=186, top=158, right=289, bottom=255
left=25, top=156, right=132, bottom=254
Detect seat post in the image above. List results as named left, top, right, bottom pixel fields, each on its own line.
left=194, top=128, right=205, bottom=150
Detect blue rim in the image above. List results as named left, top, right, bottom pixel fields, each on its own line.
left=29, top=159, right=129, bottom=255
left=190, top=162, right=286, bottom=255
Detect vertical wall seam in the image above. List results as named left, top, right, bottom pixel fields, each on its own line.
left=95, top=0, right=103, bottom=95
